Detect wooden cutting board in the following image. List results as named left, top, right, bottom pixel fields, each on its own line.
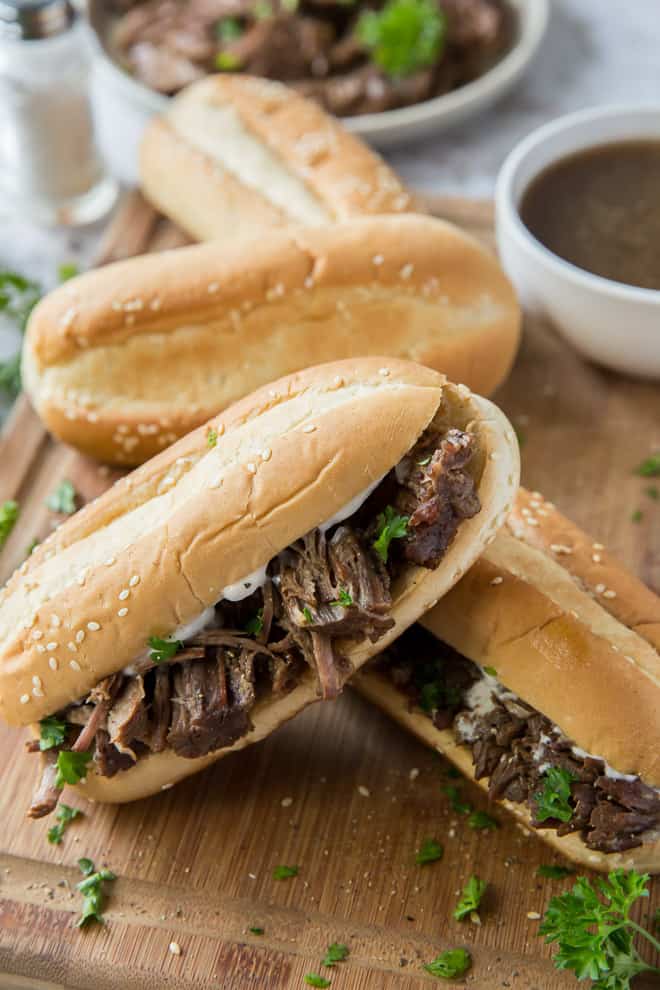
left=0, top=193, right=658, bottom=990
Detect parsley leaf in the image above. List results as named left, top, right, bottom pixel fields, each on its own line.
left=216, top=17, right=243, bottom=41
left=540, top=869, right=660, bottom=988
left=304, top=976, right=330, bottom=988
left=453, top=876, right=487, bottom=921
left=58, top=262, right=79, bottom=282
left=215, top=51, right=242, bottom=70
left=467, top=810, right=499, bottom=831
left=39, top=715, right=67, bottom=751
left=46, top=479, right=77, bottom=515
left=634, top=453, right=660, bottom=477
left=54, top=750, right=91, bottom=788
left=302, top=606, right=313, bottom=625
left=207, top=426, right=218, bottom=447
left=372, top=506, right=409, bottom=563
left=415, top=838, right=443, bottom=865
left=329, top=587, right=353, bottom=608
left=322, top=943, right=349, bottom=967
left=76, top=859, right=116, bottom=928
left=483, top=665, right=498, bottom=676
left=0, top=271, right=41, bottom=398
left=356, top=0, right=445, bottom=79
left=631, top=508, right=644, bottom=524
left=249, top=926, right=264, bottom=935
left=443, top=784, right=472, bottom=816
left=533, top=767, right=575, bottom=824
left=424, top=947, right=471, bottom=979
left=0, top=500, right=19, bottom=549
left=148, top=636, right=183, bottom=664
left=536, top=865, right=575, bottom=880
left=47, top=803, right=83, bottom=844
left=245, top=609, right=264, bottom=636
left=645, top=485, right=659, bottom=501
left=273, top=864, right=299, bottom=880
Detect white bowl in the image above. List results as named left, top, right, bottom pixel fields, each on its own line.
left=88, top=0, right=548, bottom=185
left=495, top=105, right=660, bottom=379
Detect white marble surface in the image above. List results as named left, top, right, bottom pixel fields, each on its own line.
left=1, top=0, right=660, bottom=413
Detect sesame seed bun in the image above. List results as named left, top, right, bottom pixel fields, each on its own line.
left=22, top=215, right=521, bottom=466
left=355, top=489, right=660, bottom=872
left=0, top=358, right=518, bottom=780
left=139, top=75, right=414, bottom=242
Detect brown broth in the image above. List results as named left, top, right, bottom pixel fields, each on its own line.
left=519, top=140, right=660, bottom=290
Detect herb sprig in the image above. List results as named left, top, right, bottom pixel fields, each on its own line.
left=47, top=803, right=83, bottom=844
left=273, top=864, right=299, bottom=880
left=453, top=876, right=487, bottom=922
left=76, top=858, right=116, bottom=927
left=372, top=505, right=409, bottom=563
left=415, top=838, right=443, bottom=865
left=0, top=271, right=41, bottom=399
left=533, top=767, right=575, bottom=823
left=356, top=0, right=445, bottom=79
left=322, top=943, right=349, bottom=967
left=424, top=947, right=472, bottom=979
left=39, top=715, right=67, bottom=751
left=55, top=750, right=91, bottom=789
left=0, top=500, right=19, bottom=549
left=148, top=636, right=183, bottom=665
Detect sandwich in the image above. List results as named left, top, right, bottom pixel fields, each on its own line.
left=139, top=74, right=415, bottom=243
left=356, top=489, right=660, bottom=872
left=22, top=214, right=520, bottom=465
left=0, top=359, right=519, bottom=815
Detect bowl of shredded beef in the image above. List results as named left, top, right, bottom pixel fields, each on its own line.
left=88, top=0, right=548, bottom=164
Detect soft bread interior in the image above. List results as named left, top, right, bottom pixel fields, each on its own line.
left=355, top=669, right=660, bottom=874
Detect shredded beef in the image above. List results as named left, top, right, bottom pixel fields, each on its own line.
left=168, top=653, right=252, bottom=758
left=27, top=750, right=61, bottom=819
left=378, top=626, right=660, bottom=855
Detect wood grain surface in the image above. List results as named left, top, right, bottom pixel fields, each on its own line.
left=0, top=193, right=658, bottom=990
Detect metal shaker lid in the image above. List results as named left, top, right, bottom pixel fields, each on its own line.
left=0, top=0, right=75, bottom=40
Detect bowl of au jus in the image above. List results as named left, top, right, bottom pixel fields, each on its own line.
left=495, top=106, right=660, bottom=378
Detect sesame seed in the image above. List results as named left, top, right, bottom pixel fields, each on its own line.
left=304, top=275, right=314, bottom=289
left=105, top=557, right=116, bottom=566
left=169, top=942, right=182, bottom=956
left=118, top=589, right=130, bottom=601
left=32, top=630, right=43, bottom=640
left=595, top=583, right=606, bottom=594
left=129, top=575, right=140, bottom=587
left=246, top=463, right=257, bottom=475
left=372, top=254, right=384, bottom=265
left=527, top=517, right=540, bottom=527
left=32, top=676, right=42, bottom=689
left=210, top=476, right=223, bottom=489
left=409, top=768, right=419, bottom=781
left=75, top=630, right=85, bottom=643
left=33, top=686, right=44, bottom=698
left=593, top=542, right=604, bottom=550
left=489, top=451, right=501, bottom=461
left=400, top=263, right=414, bottom=279
left=117, top=608, right=129, bottom=618
left=87, top=621, right=100, bottom=631
left=261, top=448, right=272, bottom=462
left=527, top=911, right=541, bottom=921
left=77, top=571, right=87, bottom=586
left=592, top=554, right=602, bottom=563
left=521, top=507, right=531, bottom=516
left=358, top=785, right=370, bottom=798
left=46, top=642, right=58, bottom=652
left=20, top=694, right=30, bottom=705
left=50, top=615, right=61, bottom=628
left=49, top=657, right=58, bottom=671
left=529, top=500, right=541, bottom=509
left=603, top=589, right=617, bottom=599
left=281, top=797, right=293, bottom=808
left=36, top=644, right=46, bottom=654
left=303, top=424, right=316, bottom=433
left=70, top=660, right=81, bottom=671
left=490, top=576, right=504, bottom=585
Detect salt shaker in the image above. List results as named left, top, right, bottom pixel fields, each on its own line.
left=0, top=0, right=118, bottom=225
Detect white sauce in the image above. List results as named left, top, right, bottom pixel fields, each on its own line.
left=221, top=565, right=269, bottom=603
left=173, top=607, right=217, bottom=642
left=319, top=476, right=385, bottom=534
left=570, top=745, right=639, bottom=783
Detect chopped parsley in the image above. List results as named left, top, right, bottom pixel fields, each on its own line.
left=645, top=485, right=659, bottom=501
left=249, top=926, right=265, bottom=935
left=372, top=505, right=409, bottom=563
left=216, top=17, right=243, bottom=41
left=215, top=50, right=242, bottom=70
left=47, top=803, right=83, bottom=845
left=302, top=606, right=313, bottom=625
left=536, top=865, right=575, bottom=880
left=0, top=500, right=19, bottom=549
left=273, top=864, right=299, bottom=880
left=76, top=858, right=116, bottom=927
left=453, top=875, right=487, bottom=922
left=207, top=426, right=218, bottom=447
left=0, top=271, right=41, bottom=398
left=322, top=943, right=349, bottom=967
left=415, top=838, right=443, bottom=865
left=46, top=479, right=77, bottom=515
left=58, top=262, right=79, bottom=282
left=329, top=587, right=353, bottom=608
left=417, top=454, right=432, bottom=466
left=54, top=750, right=92, bottom=789
left=540, top=869, right=660, bottom=989
left=39, top=715, right=67, bottom=751
left=533, top=767, right=575, bottom=824
left=483, top=665, right=498, bottom=677
left=148, top=636, right=183, bottom=664
left=443, top=784, right=472, bottom=816
left=356, top=0, right=445, bottom=79
left=26, top=537, right=39, bottom=557
left=467, top=810, right=499, bottom=831
left=424, top=947, right=472, bottom=980
left=631, top=509, right=643, bottom=524
left=304, top=977, right=330, bottom=988
left=245, top=609, right=264, bottom=636
left=634, top=453, right=660, bottom=477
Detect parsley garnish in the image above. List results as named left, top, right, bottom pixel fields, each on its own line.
left=302, top=606, right=313, bottom=625
left=273, top=864, right=299, bottom=880
left=304, top=976, right=330, bottom=988
left=533, top=767, right=575, bottom=823
left=58, top=262, right=79, bottom=282
left=631, top=509, right=643, bottom=523
left=443, top=784, right=471, bottom=816
left=207, top=426, right=218, bottom=448
left=483, top=665, right=498, bottom=677
left=356, top=0, right=445, bottom=79
left=634, top=453, right=660, bottom=477
left=216, top=17, right=243, bottom=41
left=322, top=943, right=349, bottom=967
left=537, top=865, right=575, bottom=880
left=467, top=810, right=499, bottom=831
left=540, top=869, right=660, bottom=988
left=26, top=537, right=39, bottom=556
left=453, top=876, right=487, bottom=922
left=645, top=485, right=659, bottom=501
left=415, top=838, right=443, bottom=865
left=372, top=506, right=409, bottom=563
left=0, top=271, right=41, bottom=398
left=0, top=500, right=19, bottom=549
left=215, top=51, right=241, bottom=70
left=424, top=947, right=471, bottom=979
left=46, top=479, right=77, bottom=515
left=47, top=803, right=83, bottom=845
left=54, top=750, right=91, bottom=789
left=76, top=858, right=116, bottom=927
left=39, top=715, right=67, bottom=751
left=148, top=636, right=183, bottom=664
left=329, top=587, right=353, bottom=608
left=417, top=454, right=432, bottom=466
left=245, top=609, right=264, bottom=636
left=249, top=926, right=265, bottom=935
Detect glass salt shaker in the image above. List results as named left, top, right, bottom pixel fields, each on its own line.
left=0, top=0, right=118, bottom=226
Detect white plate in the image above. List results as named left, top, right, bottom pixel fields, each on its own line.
left=89, top=0, right=548, bottom=183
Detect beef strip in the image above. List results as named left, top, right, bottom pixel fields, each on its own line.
left=106, top=675, right=149, bottom=756
left=378, top=625, right=660, bottom=855
left=168, top=652, right=252, bottom=758
left=27, top=750, right=60, bottom=819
